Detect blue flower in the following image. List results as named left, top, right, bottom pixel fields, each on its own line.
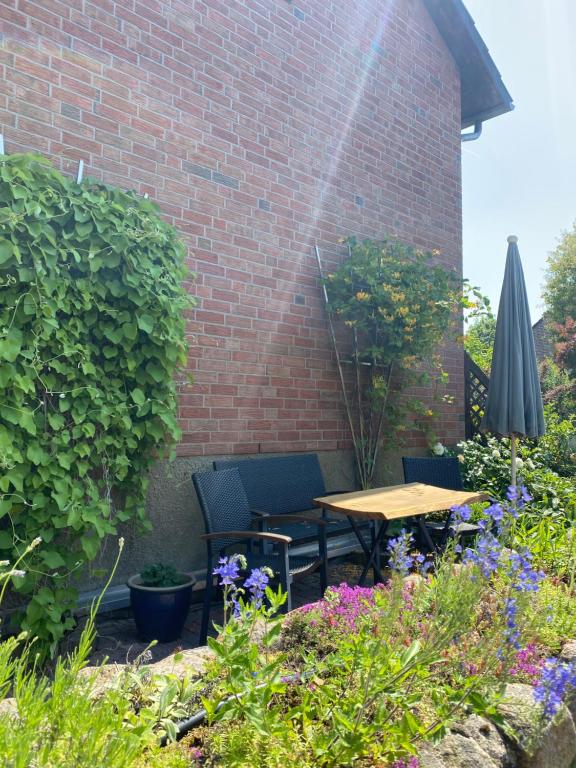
left=503, top=596, right=520, bottom=649
left=415, top=552, right=433, bottom=576
left=507, top=485, right=533, bottom=507
left=534, top=658, right=576, bottom=721
left=213, top=556, right=241, bottom=586
left=212, top=554, right=247, bottom=619
left=387, top=530, right=414, bottom=576
left=485, top=503, right=504, bottom=524
left=244, top=567, right=272, bottom=608
left=463, top=531, right=502, bottom=578
left=451, top=504, right=471, bottom=524
left=508, top=548, right=544, bottom=593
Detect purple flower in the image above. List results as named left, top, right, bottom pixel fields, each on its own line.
left=387, top=530, right=414, bottom=576
left=244, top=567, right=272, bottom=608
left=463, top=531, right=502, bottom=578
left=451, top=504, right=471, bottom=524
left=213, top=556, right=241, bottom=586
left=507, top=485, right=532, bottom=507
left=534, top=658, right=576, bottom=720
left=391, top=758, right=419, bottom=768
left=510, top=644, right=544, bottom=683
left=508, top=548, right=544, bottom=593
left=298, top=582, right=385, bottom=632
left=415, top=552, right=433, bottom=576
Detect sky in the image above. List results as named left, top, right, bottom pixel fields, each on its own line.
left=462, top=0, right=576, bottom=323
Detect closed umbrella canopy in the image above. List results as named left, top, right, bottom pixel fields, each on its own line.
left=480, top=236, right=545, bottom=483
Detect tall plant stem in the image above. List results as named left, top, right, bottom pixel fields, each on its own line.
left=314, top=244, right=364, bottom=485
left=366, top=362, right=394, bottom=488
left=353, top=326, right=367, bottom=488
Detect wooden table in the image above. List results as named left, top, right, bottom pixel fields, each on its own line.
left=314, top=483, right=488, bottom=584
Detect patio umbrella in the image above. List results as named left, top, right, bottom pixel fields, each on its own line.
left=480, top=235, right=545, bottom=486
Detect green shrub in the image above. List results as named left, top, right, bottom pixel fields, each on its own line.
left=514, top=516, right=576, bottom=583
left=0, top=543, right=156, bottom=767
left=0, top=153, right=192, bottom=653
left=458, top=407, right=576, bottom=520
left=323, top=236, right=464, bottom=488
left=140, top=564, right=187, bottom=588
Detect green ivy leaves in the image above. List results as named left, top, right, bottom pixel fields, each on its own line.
left=0, top=153, right=193, bottom=655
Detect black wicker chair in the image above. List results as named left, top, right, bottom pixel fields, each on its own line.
left=213, top=454, right=370, bottom=548
left=401, top=457, right=479, bottom=549
left=401, top=456, right=464, bottom=491
left=193, top=467, right=326, bottom=645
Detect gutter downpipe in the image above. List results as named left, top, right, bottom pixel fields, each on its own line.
left=461, top=121, right=482, bottom=142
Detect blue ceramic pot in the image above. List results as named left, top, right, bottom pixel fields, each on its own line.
left=128, top=573, right=195, bottom=643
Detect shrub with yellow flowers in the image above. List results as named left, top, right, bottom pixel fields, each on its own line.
left=324, top=236, right=470, bottom=488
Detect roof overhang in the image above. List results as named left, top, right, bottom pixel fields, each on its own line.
left=422, top=0, right=514, bottom=129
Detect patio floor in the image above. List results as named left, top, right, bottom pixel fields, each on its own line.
left=86, top=556, right=373, bottom=667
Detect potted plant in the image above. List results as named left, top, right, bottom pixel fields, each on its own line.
left=128, top=563, right=195, bottom=643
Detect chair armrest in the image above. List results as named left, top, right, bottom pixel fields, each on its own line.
left=199, top=530, right=292, bottom=545
left=258, top=514, right=328, bottom=527
left=250, top=508, right=270, bottom=517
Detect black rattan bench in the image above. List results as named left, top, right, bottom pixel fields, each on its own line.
left=213, top=454, right=370, bottom=556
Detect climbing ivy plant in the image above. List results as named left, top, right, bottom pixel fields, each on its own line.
left=0, top=154, right=192, bottom=653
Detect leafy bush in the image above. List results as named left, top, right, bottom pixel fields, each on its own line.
left=514, top=516, right=576, bottom=584
left=140, top=564, right=188, bottom=588
left=323, top=236, right=464, bottom=488
left=0, top=154, right=192, bottom=652
left=458, top=408, right=576, bottom=520
left=464, top=314, right=496, bottom=374
left=540, top=357, right=576, bottom=421
left=527, top=579, right=576, bottom=653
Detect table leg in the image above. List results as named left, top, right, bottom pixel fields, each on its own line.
left=347, top=515, right=372, bottom=560
left=416, top=516, right=437, bottom=554
left=371, top=520, right=382, bottom=584
left=439, top=510, right=454, bottom=548
left=355, top=518, right=388, bottom=586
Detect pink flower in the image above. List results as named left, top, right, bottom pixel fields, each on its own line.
left=391, top=757, right=419, bottom=768
left=509, top=644, right=544, bottom=683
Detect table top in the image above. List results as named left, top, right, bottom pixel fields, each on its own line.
left=314, top=483, right=488, bottom=521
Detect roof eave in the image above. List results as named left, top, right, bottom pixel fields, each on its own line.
left=462, top=101, right=515, bottom=131
left=422, top=0, right=514, bottom=129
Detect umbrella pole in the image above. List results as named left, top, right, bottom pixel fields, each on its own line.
left=511, top=433, right=517, bottom=488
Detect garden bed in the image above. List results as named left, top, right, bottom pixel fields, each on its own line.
left=4, top=494, right=576, bottom=767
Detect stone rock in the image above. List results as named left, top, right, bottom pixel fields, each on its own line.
left=560, top=640, right=576, bottom=664
left=418, top=715, right=514, bottom=768
left=0, top=698, right=18, bottom=720
left=403, top=573, right=425, bottom=590
left=146, top=646, right=214, bottom=677
left=498, top=682, right=576, bottom=768
left=452, top=714, right=516, bottom=766
left=243, top=616, right=284, bottom=651
left=78, top=662, right=125, bottom=698
left=79, top=645, right=214, bottom=697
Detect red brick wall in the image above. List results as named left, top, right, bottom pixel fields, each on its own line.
left=0, top=0, right=464, bottom=457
